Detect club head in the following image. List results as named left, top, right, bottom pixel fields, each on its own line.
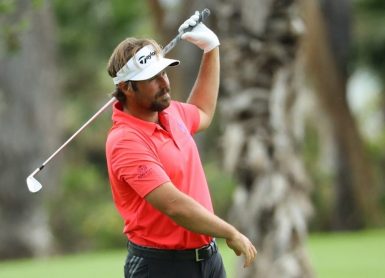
left=26, top=175, right=43, bottom=193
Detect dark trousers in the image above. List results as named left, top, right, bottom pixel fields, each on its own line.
left=124, top=244, right=227, bottom=278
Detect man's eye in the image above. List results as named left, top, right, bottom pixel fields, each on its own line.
left=147, top=75, right=157, bottom=81
left=146, top=71, right=167, bottom=83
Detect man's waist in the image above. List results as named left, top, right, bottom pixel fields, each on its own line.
left=127, top=240, right=218, bottom=262
left=126, top=231, right=213, bottom=250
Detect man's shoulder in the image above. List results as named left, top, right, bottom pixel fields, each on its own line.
left=107, top=125, right=146, bottom=146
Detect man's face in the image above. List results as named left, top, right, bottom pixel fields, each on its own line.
left=132, top=71, right=171, bottom=112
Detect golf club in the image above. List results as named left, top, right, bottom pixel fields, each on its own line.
left=26, top=8, right=211, bottom=193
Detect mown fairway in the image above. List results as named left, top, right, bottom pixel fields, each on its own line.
left=0, top=230, right=384, bottom=277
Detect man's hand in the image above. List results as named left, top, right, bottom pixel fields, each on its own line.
left=178, top=11, right=220, bottom=53
left=226, top=232, right=258, bottom=268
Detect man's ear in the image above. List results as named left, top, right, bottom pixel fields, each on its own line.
left=118, top=82, right=129, bottom=94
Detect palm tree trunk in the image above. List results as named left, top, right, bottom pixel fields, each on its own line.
left=211, top=0, right=314, bottom=276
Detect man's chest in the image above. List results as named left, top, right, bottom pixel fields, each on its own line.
left=151, top=119, right=197, bottom=181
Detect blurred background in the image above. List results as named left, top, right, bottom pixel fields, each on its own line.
left=0, top=0, right=384, bottom=277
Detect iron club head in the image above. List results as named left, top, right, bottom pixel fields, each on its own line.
left=26, top=168, right=43, bottom=193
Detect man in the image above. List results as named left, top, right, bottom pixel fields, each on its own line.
left=105, top=12, right=257, bottom=278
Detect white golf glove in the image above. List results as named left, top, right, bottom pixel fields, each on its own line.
left=178, top=11, right=220, bottom=53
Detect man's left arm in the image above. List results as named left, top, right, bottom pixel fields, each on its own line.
left=187, top=48, right=219, bottom=132
left=179, top=11, right=220, bottom=132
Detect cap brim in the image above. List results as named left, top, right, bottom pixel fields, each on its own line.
left=130, top=57, right=179, bottom=81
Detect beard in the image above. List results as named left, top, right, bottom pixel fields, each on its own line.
left=150, top=89, right=171, bottom=112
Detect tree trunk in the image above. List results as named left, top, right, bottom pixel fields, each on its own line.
left=211, top=0, right=313, bottom=277
left=301, top=0, right=382, bottom=229
left=0, top=0, right=59, bottom=259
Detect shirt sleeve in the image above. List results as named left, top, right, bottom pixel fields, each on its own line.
left=172, top=101, right=200, bottom=135
left=109, top=136, right=170, bottom=198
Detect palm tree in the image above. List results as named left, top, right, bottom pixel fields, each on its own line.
left=211, top=0, right=313, bottom=276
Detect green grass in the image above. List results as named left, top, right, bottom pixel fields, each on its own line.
left=0, top=249, right=124, bottom=277
left=0, top=231, right=384, bottom=277
left=308, top=229, right=385, bottom=278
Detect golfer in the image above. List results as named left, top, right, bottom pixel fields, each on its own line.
left=105, top=12, right=257, bottom=278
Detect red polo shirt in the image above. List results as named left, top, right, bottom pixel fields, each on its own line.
left=105, top=101, right=213, bottom=249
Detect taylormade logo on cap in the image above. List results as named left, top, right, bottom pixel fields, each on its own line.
left=138, top=51, right=156, bottom=65
left=112, top=45, right=180, bottom=84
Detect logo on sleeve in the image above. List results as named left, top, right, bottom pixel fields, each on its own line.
left=137, top=165, right=152, bottom=179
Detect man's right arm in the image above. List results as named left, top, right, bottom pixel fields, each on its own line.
left=145, top=181, right=257, bottom=267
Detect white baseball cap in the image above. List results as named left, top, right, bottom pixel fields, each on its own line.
left=112, top=44, right=180, bottom=84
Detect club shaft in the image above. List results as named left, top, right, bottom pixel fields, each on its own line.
left=39, top=97, right=117, bottom=169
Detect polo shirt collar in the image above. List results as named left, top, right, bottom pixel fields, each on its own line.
left=112, top=101, right=169, bottom=136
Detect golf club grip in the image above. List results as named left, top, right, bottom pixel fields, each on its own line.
left=162, top=8, right=211, bottom=55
